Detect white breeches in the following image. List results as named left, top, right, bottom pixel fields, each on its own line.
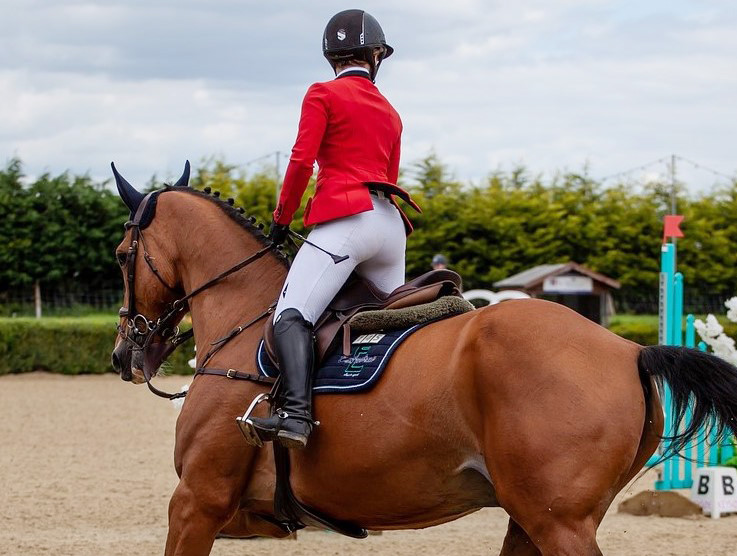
left=275, top=195, right=406, bottom=324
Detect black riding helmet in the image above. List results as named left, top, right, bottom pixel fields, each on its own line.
left=322, top=9, right=393, bottom=81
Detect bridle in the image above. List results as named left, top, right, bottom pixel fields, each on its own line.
left=117, top=191, right=278, bottom=399
left=116, top=220, right=190, bottom=381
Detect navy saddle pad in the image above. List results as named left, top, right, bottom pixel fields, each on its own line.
left=256, top=324, right=425, bottom=394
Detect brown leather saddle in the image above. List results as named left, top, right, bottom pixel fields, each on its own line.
left=263, top=269, right=463, bottom=367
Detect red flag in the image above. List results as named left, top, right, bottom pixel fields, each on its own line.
left=663, top=215, right=684, bottom=243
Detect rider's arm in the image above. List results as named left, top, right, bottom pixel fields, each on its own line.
left=387, top=134, right=401, bottom=185
left=273, top=84, right=328, bottom=225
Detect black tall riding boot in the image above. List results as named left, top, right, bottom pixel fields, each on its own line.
left=249, top=308, right=316, bottom=449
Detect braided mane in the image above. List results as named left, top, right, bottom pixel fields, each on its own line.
left=163, top=185, right=290, bottom=269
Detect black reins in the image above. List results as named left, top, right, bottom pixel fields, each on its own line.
left=118, top=192, right=278, bottom=400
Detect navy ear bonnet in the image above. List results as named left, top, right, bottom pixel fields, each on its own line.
left=111, top=161, right=190, bottom=229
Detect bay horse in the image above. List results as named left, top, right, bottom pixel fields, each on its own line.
left=110, top=165, right=737, bottom=556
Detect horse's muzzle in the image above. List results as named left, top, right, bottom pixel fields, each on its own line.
left=111, top=341, right=133, bottom=382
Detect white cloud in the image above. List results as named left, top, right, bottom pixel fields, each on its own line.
left=1, top=0, right=735, bottom=192
left=0, top=69, right=301, bottom=184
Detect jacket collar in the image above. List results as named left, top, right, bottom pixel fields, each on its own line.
left=335, top=66, right=372, bottom=81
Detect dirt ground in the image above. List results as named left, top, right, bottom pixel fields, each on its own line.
left=1, top=372, right=735, bottom=555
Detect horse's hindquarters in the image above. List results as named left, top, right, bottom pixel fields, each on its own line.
left=472, top=300, right=650, bottom=551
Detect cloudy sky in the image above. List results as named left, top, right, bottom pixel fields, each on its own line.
left=2, top=0, right=735, bottom=191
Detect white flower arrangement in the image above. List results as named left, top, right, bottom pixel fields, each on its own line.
left=694, top=298, right=737, bottom=366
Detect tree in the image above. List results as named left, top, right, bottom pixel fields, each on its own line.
left=191, top=156, right=314, bottom=235
left=408, top=152, right=461, bottom=198
left=0, top=159, right=128, bottom=314
left=4, top=153, right=737, bottom=314
left=0, top=159, right=33, bottom=289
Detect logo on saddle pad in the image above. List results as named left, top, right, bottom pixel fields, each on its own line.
left=338, top=345, right=379, bottom=377
left=353, top=334, right=385, bottom=345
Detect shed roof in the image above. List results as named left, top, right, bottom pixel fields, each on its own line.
left=493, top=262, right=621, bottom=290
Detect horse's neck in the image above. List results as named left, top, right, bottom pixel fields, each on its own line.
left=172, top=199, right=287, bottom=369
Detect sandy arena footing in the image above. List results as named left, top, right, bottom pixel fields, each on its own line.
left=1, top=372, right=735, bottom=555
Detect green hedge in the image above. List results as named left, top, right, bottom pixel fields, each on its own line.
left=0, top=317, right=194, bottom=375
left=609, top=318, right=737, bottom=347
left=608, top=321, right=659, bottom=346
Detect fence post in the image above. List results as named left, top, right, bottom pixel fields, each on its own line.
left=34, top=280, right=42, bottom=319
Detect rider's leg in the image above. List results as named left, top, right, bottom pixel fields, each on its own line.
left=250, top=307, right=317, bottom=449
left=249, top=217, right=361, bottom=448
left=271, top=196, right=404, bottom=323
left=249, top=197, right=405, bottom=449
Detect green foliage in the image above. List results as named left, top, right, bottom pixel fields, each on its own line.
left=4, top=153, right=737, bottom=312
left=404, top=154, right=737, bottom=296
left=409, top=152, right=462, bottom=198
left=0, top=316, right=194, bottom=375
left=0, top=158, right=128, bottom=292
left=607, top=315, right=737, bottom=346
left=724, top=438, right=737, bottom=469
left=183, top=154, right=737, bottom=298
left=608, top=321, right=659, bottom=346
left=608, top=314, right=659, bottom=327
left=0, top=311, right=669, bottom=377
left=190, top=156, right=314, bottom=235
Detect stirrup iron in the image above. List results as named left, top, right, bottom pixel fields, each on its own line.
left=236, top=393, right=274, bottom=448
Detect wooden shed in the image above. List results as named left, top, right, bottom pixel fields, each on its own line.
left=493, top=262, right=621, bottom=326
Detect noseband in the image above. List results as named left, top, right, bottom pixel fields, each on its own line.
left=118, top=191, right=276, bottom=399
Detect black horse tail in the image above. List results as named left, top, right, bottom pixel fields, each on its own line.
left=638, top=345, right=737, bottom=456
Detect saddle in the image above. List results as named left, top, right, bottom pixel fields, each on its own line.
left=263, top=269, right=463, bottom=367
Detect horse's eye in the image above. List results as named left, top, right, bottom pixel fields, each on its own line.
left=116, top=252, right=127, bottom=267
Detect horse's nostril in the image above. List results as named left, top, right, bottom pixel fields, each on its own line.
left=111, top=351, right=122, bottom=372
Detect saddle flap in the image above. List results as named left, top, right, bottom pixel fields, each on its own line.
left=392, top=269, right=462, bottom=295
left=328, top=274, right=390, bottom=312
left=384, top=283, right=444, bottom=310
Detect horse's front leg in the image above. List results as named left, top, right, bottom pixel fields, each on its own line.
left=165, top=472, right=242, bottom=555
left=164, top=383, right=268, bottom=555
left=165, top=452, right=284, bottom=554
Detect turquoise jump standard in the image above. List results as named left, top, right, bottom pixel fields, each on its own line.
left=649, top=241, right=734, bottom=489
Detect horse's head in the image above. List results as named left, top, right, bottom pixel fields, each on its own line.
left=111, top=162, right=191, bottom=384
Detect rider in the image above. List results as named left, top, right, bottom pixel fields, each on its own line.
left=248, top=9, right=419, bottom=450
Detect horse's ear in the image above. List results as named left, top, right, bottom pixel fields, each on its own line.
left=111, top=162, right=144, bottom=214
left=172, top=160, right=191, bottom=188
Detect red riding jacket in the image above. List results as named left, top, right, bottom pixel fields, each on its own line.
left=273, top=70, right=418, bottom=234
